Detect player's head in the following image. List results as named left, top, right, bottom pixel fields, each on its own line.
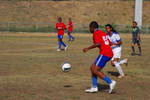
left=132, top=21, right=137, bottom=28
left=89, top=21, right=99, bottom=33
left=105, top=24, right=117, bottom=33
left=69, top=18, right=72, bottom=21
left=58, top=17, right=62, bottom=22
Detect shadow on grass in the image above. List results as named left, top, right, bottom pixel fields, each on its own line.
left=98, top=84, right=116, bottom=94
left=107, top=71, right=120, bottom=77
left=64, top=85, right=73, bottom=88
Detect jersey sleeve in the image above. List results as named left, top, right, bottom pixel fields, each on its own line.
left=136, top=27, right=140, bottom=34
left=115, top=34, right=121, bottom=42
left=63, top=23, right=66, bottom=29
left=93, top=33, right=101, bottom=44
left=55, top=23, right=58, bottom=29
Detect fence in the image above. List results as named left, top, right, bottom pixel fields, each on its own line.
left=0, top=22, right=150, bottom=33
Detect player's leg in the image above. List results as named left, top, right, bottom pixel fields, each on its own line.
left=112, top=48, right=125, bottom=78
left=57, top=35, right=62, bottom=51
left=67, top=31, right=71, bottom=41
left=86, top=55, right=116, bottom=93
left=131, top=43, right=136, bottom=55
left=93, top=61, right=116, bottom=93
left=85, top=64, right=98, bottom=93
left=118, top=58, right=128, bottom=66
left=60, top=35, right=68, bottom=50
left=68, top=31, right=75, bottom=41
left=113, top=58, right=125, bottom=78
left=137, top=41, right=142, bottom=56
left=70, top=31, right=75, bottom=41
left=131, top=38, right=137, bottom=56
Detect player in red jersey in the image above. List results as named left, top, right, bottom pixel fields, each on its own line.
left=83, top=21, right=116, bottom=94
left=67, top=18, right=75, bottom=41
left=55, top=17, right=68, bottom=51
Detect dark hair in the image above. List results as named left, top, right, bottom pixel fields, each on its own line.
left=89, top=21, right=99, bottom=28
left=105, top=24, right=117, bottom=33
left=58, top=17, right=62, bottom=20
left=133, top=21, right=137, bottom=25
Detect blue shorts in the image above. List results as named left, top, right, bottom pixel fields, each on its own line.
left=57, top=35, right=63, bottom=39
left=94, top=55, right=111, bottom=68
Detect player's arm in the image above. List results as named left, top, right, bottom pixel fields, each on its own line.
left=63, top=23, right=67, bottom=30
left=137, top=28, right=141, bottom=41
left=113, top=41, right=122, bottom=45
left=112, top=34, right=122, bottom=46
left=83, top=43, right=100, bottom=53
left=55, top=24, right=58, bottom=30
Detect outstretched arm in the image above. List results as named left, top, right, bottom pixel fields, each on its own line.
left=83, top=43, right=100, bottom=53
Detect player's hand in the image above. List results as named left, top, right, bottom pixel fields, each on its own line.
left=83, top=48, right=89, bottom=53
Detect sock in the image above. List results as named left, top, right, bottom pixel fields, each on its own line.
left=68, top=35, right=71, bottom=40
left=70, top=35, right=74, bottom=40
left=114, top=61, right=124, bottom=76
left=138, top=47, right=142, bottom=54
left=58, top=41, right=61, bottom=49
left=61, top=41, right=66, bottom=47
left=119, top=59, right=126, bottom=65
left=103, top=76, right=112, bottom=84
left=131, top=46, right=135, bottom=53
left=92, top=76, right=98, bottom=88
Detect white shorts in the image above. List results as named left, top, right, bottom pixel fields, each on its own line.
left=111, top=47, right=122, bottom=60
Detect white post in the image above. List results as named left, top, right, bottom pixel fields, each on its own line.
left=135, top=0, right=143, bottom=27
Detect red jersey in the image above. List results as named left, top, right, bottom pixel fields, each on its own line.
left=93, top=30, right=113, bottom=58
left=67, top=21, right=73, bottom=32
left=55, top=22, right=66, bottom=35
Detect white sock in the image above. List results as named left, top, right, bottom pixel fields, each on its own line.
left=114, top=61, right=125, bottom=76
left=119, top=59, right=127, bottom=65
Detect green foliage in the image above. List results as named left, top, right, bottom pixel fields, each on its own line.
left=0, top=24, right=149, bottom=33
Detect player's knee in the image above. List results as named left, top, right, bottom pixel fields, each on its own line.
left=92, top=67, right=99, bottom=75
left=114, top=61, right=119, bottom=67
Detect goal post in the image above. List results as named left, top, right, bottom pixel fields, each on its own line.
left=134, top=0, right=143, bottom=27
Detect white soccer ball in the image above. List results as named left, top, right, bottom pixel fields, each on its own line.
left=61, top=63, right=71, bottom=72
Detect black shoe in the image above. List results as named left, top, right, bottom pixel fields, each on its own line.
left=138, top=53, right=142, bottom=56
left=131, top=53, right=135, bottom=56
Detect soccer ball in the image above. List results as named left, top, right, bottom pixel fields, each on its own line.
left=61, top=63, right=71, bottom=72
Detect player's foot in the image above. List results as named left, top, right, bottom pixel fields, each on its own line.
left=71, top=38, right=75, bottom=41
left=64, top=45, right=68, bottom=51
left=124, top=58, right=128, bottom=66
left=68, top=39, right=71, bottom=41
left=85, top=87, right=98, bottom=93
left=109, top=80, right=116, bottom=94
left=118, top=75, right=125, bottom=79
left=131, top=52, right=135, bottom=56
left=138, top=53, right=142, bottom=56
left=57, top=49, right=61, bottom=51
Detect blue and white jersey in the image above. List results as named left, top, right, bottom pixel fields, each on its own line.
left=107, top=32, right=121, bottom=49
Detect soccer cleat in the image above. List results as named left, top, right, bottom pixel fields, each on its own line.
left=64, top=45, right=68, bottom=51
left=131, top=53, right=135, bottom=56
left=57, top=49, right=61, bottom=51
left=109, top=80, right=116, bottom=94
left=85, top=87, right=98, bottom=93
left=138, top=53, right=142, bottom=56
left=118, top=75, right=125, bottom=79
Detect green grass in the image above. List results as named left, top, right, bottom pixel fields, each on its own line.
left=0, top=32, right=150, bottom=100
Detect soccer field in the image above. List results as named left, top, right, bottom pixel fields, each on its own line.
left=0, top=32, right=150, bottom=100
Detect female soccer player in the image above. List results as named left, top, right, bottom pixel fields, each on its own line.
left=131, top=21, right=142, bottom=56
left=67, top=18, right=75, bottom=41
left=83, top=21, right=116, bottom=94
left=55, top=17, right=68, bottom=51
left=105, top=24, right=128, bottom=78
